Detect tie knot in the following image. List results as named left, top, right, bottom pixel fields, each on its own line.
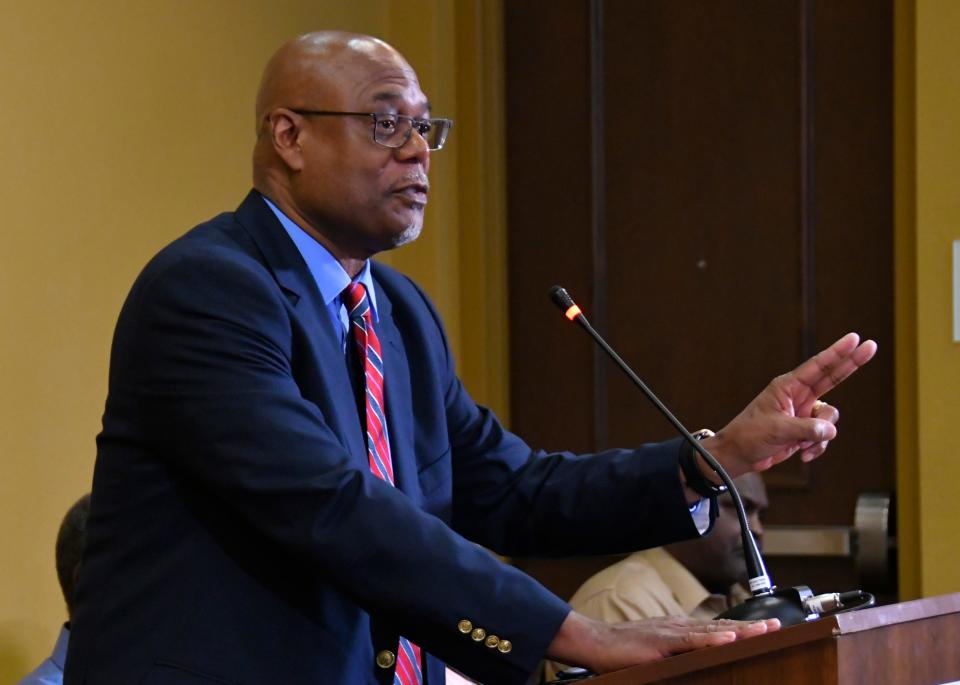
left=343, top=282, right=369, bottom=320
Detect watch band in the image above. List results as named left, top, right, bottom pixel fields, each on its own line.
left=679, top=429, right=728, bottom=498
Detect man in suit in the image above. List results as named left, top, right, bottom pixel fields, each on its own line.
left=66, top=31, right=875, bottom=684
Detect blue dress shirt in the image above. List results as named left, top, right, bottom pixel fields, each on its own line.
left=18, top=624, right=68, bottom=685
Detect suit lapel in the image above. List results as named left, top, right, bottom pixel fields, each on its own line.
left=233, top=191, right=367, bottom=463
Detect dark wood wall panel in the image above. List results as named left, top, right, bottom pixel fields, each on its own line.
left=787, top=0, right=896, bottom=517
left=602, top=2, right=804, bottom=449
left=505, top=1, right=597, bottom=454
left=505, top=0, right=894, bottom=596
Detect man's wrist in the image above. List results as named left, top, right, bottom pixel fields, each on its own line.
left=698, top=433, right=730, bottom=484
left=546, top=611, right=606, bottom=672
left=679, top=430, right=727, bottom=497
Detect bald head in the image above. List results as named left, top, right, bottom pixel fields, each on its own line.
left=255, top=31, right=418, bottom=137
left=251, top=31, right=434, bottom=273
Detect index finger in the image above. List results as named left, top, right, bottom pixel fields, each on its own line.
left=792, top=333, right=877, bottom=399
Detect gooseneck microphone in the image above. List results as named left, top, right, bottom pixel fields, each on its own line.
left=548, top=285, right=811, bottom=626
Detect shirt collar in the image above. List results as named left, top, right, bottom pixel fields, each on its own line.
left=51, top=624, right=70, bottom=670
left=261, top=195, right=379, bottom=321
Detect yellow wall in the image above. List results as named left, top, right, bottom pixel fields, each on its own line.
left=0, top=1, right=506, bottom=679
left=896, top=0, right=960, bottom=599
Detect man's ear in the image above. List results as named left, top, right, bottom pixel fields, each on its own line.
left=267, top=109, right=305, bottom=172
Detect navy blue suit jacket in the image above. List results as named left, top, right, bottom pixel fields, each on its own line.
left=65, top=191, right=703, bottom=684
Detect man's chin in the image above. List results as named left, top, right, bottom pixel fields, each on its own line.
left=382, top=221, right=422, bottom=250
left=365, top=205, right=423, bottom=252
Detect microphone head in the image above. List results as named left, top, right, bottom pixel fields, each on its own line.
left=549, top=286, right=575, bottom=311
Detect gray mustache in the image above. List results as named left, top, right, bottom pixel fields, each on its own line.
left=392, top=173, right=429, bottom=192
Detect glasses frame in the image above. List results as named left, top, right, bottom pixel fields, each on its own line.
left=288, top=110, right=453, bottom=151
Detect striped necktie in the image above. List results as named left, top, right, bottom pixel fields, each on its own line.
left=343, top=282, right=423, bottom=685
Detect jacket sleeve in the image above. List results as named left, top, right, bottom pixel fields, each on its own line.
left=399, top=277, right=707, bottom=558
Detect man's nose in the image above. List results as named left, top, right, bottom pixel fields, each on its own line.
left=395, top=128, right=431, bottom=167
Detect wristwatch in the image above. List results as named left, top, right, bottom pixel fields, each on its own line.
left=679, top=429, right=728, bottom=498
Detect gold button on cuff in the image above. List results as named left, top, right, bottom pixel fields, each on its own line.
left=484, top=635, right=500, bottom=649
left=457, top=619, right=473, bottom=634
left=376, top=650, right=396, bottom=669
left=470, top=627, right=486, bottom=642
left=498, top=639, right=513, bottom=653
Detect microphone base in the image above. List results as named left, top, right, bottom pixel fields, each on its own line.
left=716, top=586, right=814, bottom=627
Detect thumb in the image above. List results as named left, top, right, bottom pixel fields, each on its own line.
left=778, top=415, right=836, bottom=445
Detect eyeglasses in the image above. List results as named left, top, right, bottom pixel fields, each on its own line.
left=289, top=110, right=453, bottom=151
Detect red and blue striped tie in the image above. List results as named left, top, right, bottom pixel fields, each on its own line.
left=344, top=282, right=423, bottom=685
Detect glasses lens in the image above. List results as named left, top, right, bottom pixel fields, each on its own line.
left=373, top=114, right=452, bottom=150
left=373, top=114, right=406, bottom=147
left=423, top=119, right=452, bottom=150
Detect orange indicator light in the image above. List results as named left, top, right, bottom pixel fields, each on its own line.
left=564, top=304, right=581, bottom=320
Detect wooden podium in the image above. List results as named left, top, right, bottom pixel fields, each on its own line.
left=588, top=593, right=960, bottom=685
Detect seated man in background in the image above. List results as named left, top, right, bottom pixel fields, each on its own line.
left=547, top=474, right=767, bottom=681
left=19, top=494, right=90, bottom=685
